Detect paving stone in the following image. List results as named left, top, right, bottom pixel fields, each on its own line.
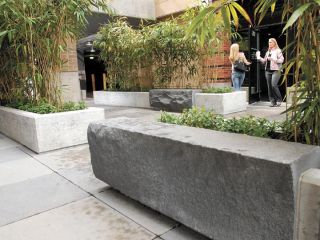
left=17, top=145, right=38, bottom=157
left=96, top=189, right=177, bottom=235
left=0, top=156, right=52, bottom=187
left=0, top=147, right=32, bottom=163
left=161, top=225, right=211, bottom=240
left=0, top=197, right=155, bottom=240
left=0, top=134, right=19, bottom=150
left=0, top=173, right=88, bottom=226
left=34, top=144, right=91, bottom=171
left=33, top=144, right=108, bottom=193
left=104, top=108, right=161, bottom=121
left=59, top=166, right=109, bottom=194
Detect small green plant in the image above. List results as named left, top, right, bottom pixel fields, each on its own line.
left=202, top=87, right=233, bottom=93
left=159, top=107, right=283, bottom=139
left=6, top=100, right=87, bottom=114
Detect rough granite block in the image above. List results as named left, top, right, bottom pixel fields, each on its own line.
left=149, top=89, right=201, bottom=112
left=88, top=117, right=320, bottom=240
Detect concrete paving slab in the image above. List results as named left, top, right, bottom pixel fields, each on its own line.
left=0, top=147, right=32, bottom=163
left=17, top=145, right=38, bottom=157
left=33, top=144, right=108, bottom=193
left=34, top=144, right=91, bottom=171
left=0, top=133, right=19, bottom=150
left=0, top=173, right=88, bottom=226
left=96, top=189, right=177, bottom=236
left=161, top=225, right=210, bottom=240
left=0, top=197, right=155, bottom=240
left=104, top=108, right=161, bottom=121
left=0, top=157, right=52, bottom=187
left=59, top=166, right=109, bottom=194
left=225, top=102, right=287, bottom=121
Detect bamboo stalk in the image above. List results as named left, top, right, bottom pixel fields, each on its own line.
left=103, top=73, right=107, bottom=90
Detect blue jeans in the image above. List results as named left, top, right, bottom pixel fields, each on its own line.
left=232, top=70, right=245, bottom=91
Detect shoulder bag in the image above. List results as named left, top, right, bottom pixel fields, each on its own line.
left=233, top=59, right=246, bottom=72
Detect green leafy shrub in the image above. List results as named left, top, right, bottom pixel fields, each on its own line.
left=6, top=101, right=87, bottom=114
left=94, top=19, right=144, bottom=91
left=94, top=9, right=220, bottom=90
left=202, top=87, right=233, bottom=93
left=160, top=107, right=283, bottom=139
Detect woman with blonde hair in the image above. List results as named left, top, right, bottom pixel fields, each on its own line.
left=229, top=43, right=251, bottom=91
left=256, top=38, right=284, bottom=107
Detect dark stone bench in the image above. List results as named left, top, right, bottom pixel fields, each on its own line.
left=88, top=117, right=320, bottom=240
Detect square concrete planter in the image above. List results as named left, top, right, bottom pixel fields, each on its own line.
left=0, top=106, right=104, bottom=153
left=94, top=91, right=151, bottom=108
left=194, top=91, right=247, bottom=114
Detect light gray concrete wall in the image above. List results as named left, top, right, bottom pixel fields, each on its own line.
left=88, top=117, right=320, bottom=240
left=94, top=91, right=151, bottom=108
left=60, top=72, right=82, bottom=103
left=93, top=0, right=156, bottom=19
left=295, top=168, right=320, bottom=240
left=194, top=91, right=247, bottom=114
left=155, top=0, right=199, bottom=18
left=0, top=107, right=104, bottom=153
left=0, top=107, right=38, bottom=151
left=36, top=107, right=104, bottom=152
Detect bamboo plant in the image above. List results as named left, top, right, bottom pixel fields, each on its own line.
left=0, top=0, right=109, bottom=106
left=188, top=0, right=320, bottom=145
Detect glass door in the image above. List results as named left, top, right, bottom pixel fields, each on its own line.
left=248, top=27, right=261, bottom=103
left=235, top=27, right=261, bottom=103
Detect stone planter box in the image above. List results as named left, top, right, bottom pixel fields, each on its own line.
left=94, top=91, right=151, bottom=108
left=194, top=91, right=247, bottom=114
left=149, top=89, right=201, bottom=112
left=88, top=117, right=320, bottom=240
left=0, top=106, right=104, bottom=153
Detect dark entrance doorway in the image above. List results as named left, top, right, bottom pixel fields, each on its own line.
left=235, top=1, right=291, bottom=103
left=236, top=24, right=287, bottom=103
left=84, top=51, right=106, bottom=98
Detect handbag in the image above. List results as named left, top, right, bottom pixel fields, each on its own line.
left=233, top=59, right=246, bottom=72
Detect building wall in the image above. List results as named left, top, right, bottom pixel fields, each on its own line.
left=155, top=0, right=199, bottom=18
left=154, top=1, right=231, bottom=87
left=93, top=0, right=156, bottom=20
left=202, top=41, right=232, bottom=87
left=60, top=39, right=81, bottom=102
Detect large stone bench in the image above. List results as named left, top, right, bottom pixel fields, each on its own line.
left=88, top=118, right=320, bottom=240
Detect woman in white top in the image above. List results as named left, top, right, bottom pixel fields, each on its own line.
left=229, top=43, right=251, bottom=91
left=256, top=38, right=284, bottom=107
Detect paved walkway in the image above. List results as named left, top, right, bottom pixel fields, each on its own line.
left=0, top=102, right=287, bottom=240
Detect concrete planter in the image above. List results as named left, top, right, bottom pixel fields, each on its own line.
left=94, top=91, right=151, bottom=108
left=194, top=91, right=247, bottom=114
left=0, top=106, right=104, bottom=153
left=88, top=118, right=320, bottom=240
